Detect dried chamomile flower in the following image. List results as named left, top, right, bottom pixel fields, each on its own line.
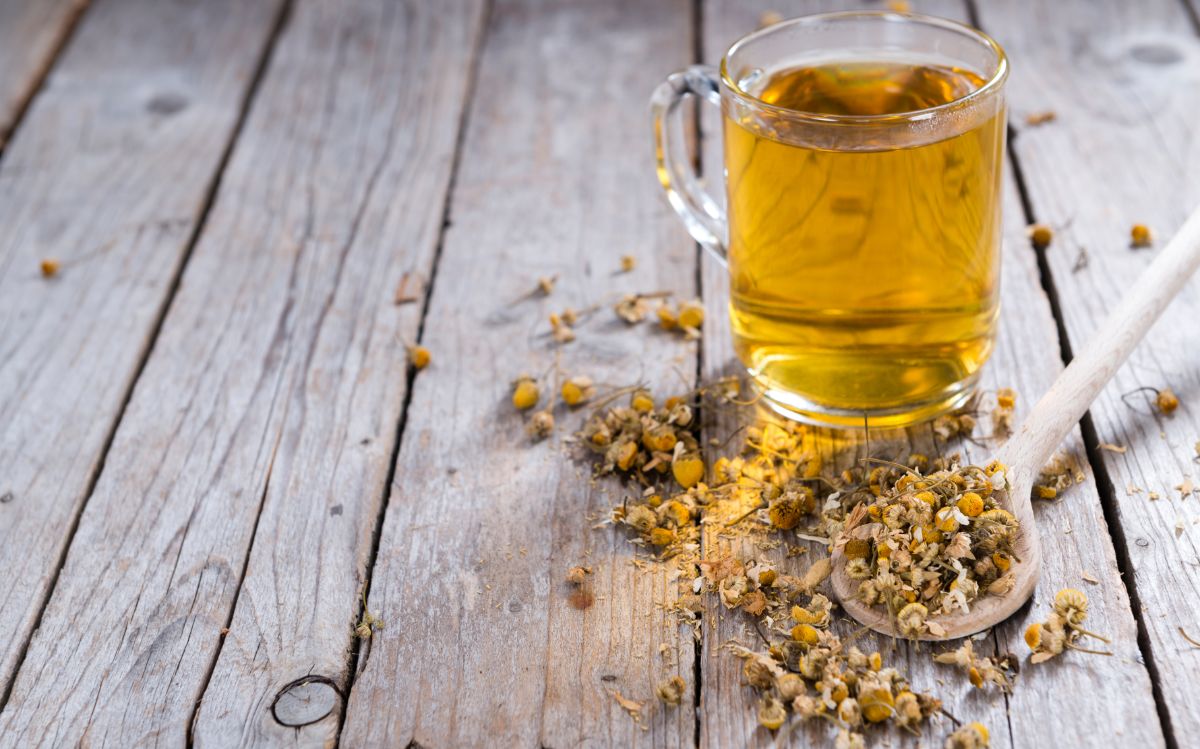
left=1028, top=223, right=1053, bottom=250
left=1035, top=450, right=1083, bottom=499
left=790, top=593, right=832, bottom=628
left=758, top=9, right=783, bottom=27
left=620, top=254, right=637, bottom=272
left=1027, top=587, right=1111, bottom=663
left=933, top=411, right=977, bottom=440
left=512, top=376, right=540, bottom=410
left=992, top=387, right=1016, bottom=435
left=768, top=488, right=813, bottom=530
left=858, top=681, right=895, bottom=723
left=354, top=592, right=384, bottom=639
left=656, top=675, right=685, bottom=706
left=677, top=299, right=704, bottom=330
left=1130, top=223, right=1153, bottom=248
left=897, top=602, right=929, bottom=638
left=933, top=640, right=1015, bottom=692
left=566, top=565, right=591, bottom=585
left=1053, top=587, right=1088, bottom=627
left=1156, top=387, right=1179, bottom=414
left=40, top=259, right=60, bottom=277
left=527, top=409, right=554, bottom=441
left=615, top=294, right=650, bottom=324
left=886, top=0, right=911, bottom=12
left=537, top=275, right=557, bottom=295
left=656, top=303, right=677, bottom=330
left=407, top=344, right=431, bottom=370
left=548, top=311, right=575, bottom=343
left=945, top=722, right=990, bottom=749
left=758, top=695, right=787, bottom=730
left=561, top=376, right=595, bottom=407
left=672, top=450, right=705, bottom=489
left=1025, top=110, right=1056, bottom=126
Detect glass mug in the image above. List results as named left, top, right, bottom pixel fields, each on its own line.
left=652, top=12, right=1008, bottom=428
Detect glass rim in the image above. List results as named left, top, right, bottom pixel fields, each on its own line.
left=719, top=10, right=1009, bottom=126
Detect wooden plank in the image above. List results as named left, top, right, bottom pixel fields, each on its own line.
left=190, top=0, right=488, bottom=745
left=0, top=0, right=285, bottom=705
left=340, top=0, right=700, bottom=746
left=699, top=1, right=1163, bottom=746
left=0, top=0, right=87, bottom=148
left=0, top=0, right=485, bottom=745
left=973, top=0, right=1200, bottom=741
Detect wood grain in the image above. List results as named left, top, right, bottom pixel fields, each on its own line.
left=340, top=0, right=700, bottom=746
left=0, top=0, right=285, bottom=707
left=0, top=0, right=486, bottom=745
left=187, top=1, right=488, bottom=746
left=699, top=1, right=1162, bottom=746
left=0, top=0, right=87, bottom=148
left=973, top=0, right=1200, bottom=741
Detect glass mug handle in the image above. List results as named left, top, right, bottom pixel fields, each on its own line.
left=651, top=65, right=728, bottom=265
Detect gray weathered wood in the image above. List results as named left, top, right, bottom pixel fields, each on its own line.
left=0, top=0, right=87, bottom=147
left=340, top=0, right=700, bottom=746
left=190, top=0, right=488, bottom=746
left=0, top=0, right=285, bottom=706
left=0, top=0, right=484, bottom=746
left=699, top=1, right=1162, bottom=746
left=974, top=0, right=1200, bottom=741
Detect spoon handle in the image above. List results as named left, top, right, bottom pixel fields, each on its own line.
left=999, top=205, right=1200, bottom=497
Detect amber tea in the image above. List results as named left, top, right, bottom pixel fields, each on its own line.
left=725, top=61, right=1004, bottom=423
left=653, top=12, right=1008, bottom=426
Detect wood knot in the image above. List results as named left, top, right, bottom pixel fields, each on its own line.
left=146, top=92, right=188, bottom=116
left=271, top=676, right=341, bottom=727
left=1130, top=42, right=1183, bottom=65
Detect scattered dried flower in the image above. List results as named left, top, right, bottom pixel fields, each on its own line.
left=1131, top=223, right=1153, bottom=248
left=549, top=312, right=576, bottom=343
left=1027, top=588, right=1111, bottom=663
left=992, top=388, right=1016, bottom=435
left=566, top=565, right=591, bottom=585
left=656, top=675, right=685, bottom=706
left=1036, top=451, right=1083, bottom=500
left=561, top=376, right=595, bottom=407
left=758, top=10, right=783, bottom=27
left=620, top=255, right=637, bottom=273
left=527, top=410, right=555, bottom=441
left=615, top=294, right=651, bottom=324
left=512, top=376, right=540, bottom=410
left=40, top=259, right=60, bottom=278
left=1156, top=387, right=1179, bottom=414
left=537, top=275, right=557, bottom=295
left=407, top=345, right=431, bottom=370
left=1028, top=224, right=1053, bottom=250
left=933, top=640, right=1015, bottom=692
left=945, top=722, right=990, bottom=749
left=1025, top=110, right=1057, bottom=126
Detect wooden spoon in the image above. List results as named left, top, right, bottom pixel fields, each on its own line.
left=831, top=208, right=1200, bottom=640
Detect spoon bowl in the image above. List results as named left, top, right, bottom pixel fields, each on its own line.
left=829, top=206, right=1200, bottom=639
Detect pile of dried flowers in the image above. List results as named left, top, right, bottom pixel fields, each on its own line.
left=836, top=458, right=1019, bottom=637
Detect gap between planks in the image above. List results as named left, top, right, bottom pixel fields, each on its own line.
left=0, top=0, right=293, bottom=719
left=7, top=0, right=296, bottom=724
left=335, top=0, right=495, bottom=733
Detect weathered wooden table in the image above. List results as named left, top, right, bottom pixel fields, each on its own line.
left=1, top=0, right=1197, bottom=746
